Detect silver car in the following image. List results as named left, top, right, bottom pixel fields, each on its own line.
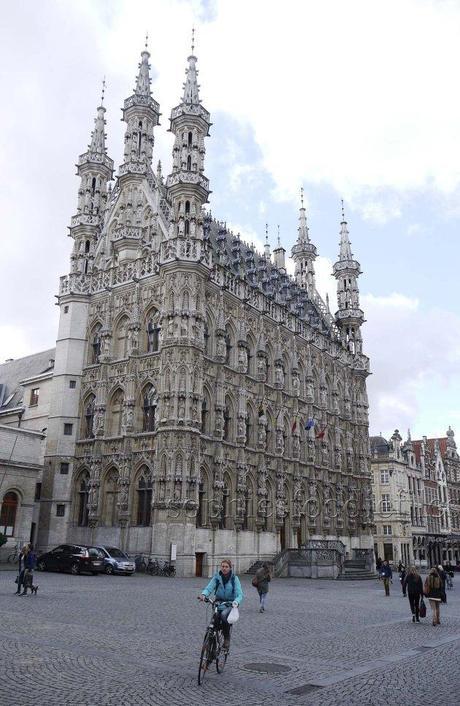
left=97, top=546, right=136, bottom=575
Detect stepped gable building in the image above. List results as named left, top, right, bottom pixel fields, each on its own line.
left=38, top=42, right=373, bottom=576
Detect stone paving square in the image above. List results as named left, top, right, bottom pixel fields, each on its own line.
left=0, top=570, right=459, bottom=705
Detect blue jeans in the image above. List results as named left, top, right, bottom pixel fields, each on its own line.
left=259, top=591, right=267, bottom=608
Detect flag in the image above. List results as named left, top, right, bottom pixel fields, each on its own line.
left=315, top=425, right=327, bottom=440
left=291, top=419, right=297, bottom=433
left=305, top=419, right=315, bottom=430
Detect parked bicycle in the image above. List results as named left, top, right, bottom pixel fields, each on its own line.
left=197, top=596, right=231, bottom=685
left=7, top=542, right=22, bottom=564
left=134, top=555, right=148, bottom=573
left=146, top=559, right=176, bottom=577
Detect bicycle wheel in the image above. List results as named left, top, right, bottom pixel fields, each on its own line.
left=215, top=630, right=228, bottom=674
left=7, top=552, right=17, bottom=564
left=198, top=630, right=214, bottom=685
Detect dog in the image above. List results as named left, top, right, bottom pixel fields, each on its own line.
left=24, top=570, right=39, bottom=595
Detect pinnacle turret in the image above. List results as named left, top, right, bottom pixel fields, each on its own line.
left=332, top=203, right=364, bottom=354
left=291, top=187, right=317, bottom=294
left=119, top=40, right=161, bottom=178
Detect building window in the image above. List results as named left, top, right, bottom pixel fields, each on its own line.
left=83, top=396, right=95, bottom=438
left=56, top=504, right=65, bottom=517
left=69, top=380, right=76, bottom=389
left=381, top=494, right=391, bottom=512
left=380, top=469, right=390, bottom=484
left=64, top=423, right=73, bottom=436
left=77, top=474, right=89, bottom=526
left=383, top=525, right=392, bottom=535
left=60, top=462, right=69, bottom=475
left=136, top=472, right=152, bottom=526
left=0, top=492, right=18, bottom=536
left=30, top=388, right=40, bottom=406
left=142, top=386, right=157, bottom=432
left=64, top=305, right=69, bottom=313
left=34, top=483, right=42, bottom=501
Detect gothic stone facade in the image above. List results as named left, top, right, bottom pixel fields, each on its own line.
left=38, top=46, right=373, bottom=576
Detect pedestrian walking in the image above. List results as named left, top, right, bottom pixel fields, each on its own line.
left=424, top=568, right=443, bottom=626
left=399, top=564, right=407, bottom=596
left=380, top=560, right=393, bottom=596
left=21, top=544, right=38, bottom=596
left=437, top=565, right=447, bottom=604
left=403, top=566, right=423, bottom=622
left=15, top=544, right=29, bottom=595
left=252, top=563, right=271, bottom=613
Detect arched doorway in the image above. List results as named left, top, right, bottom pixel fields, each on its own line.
left=0, top=491, right=19, bottom=537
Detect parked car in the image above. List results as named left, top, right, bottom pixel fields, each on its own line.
left=96, top=546, right=136, bottom=575
left=37, top=544, right=105, bottom=575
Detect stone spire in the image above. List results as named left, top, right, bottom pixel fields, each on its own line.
left=183, top=29, right=200, bottom=105
left=119, top=39, right=161, bottom=179
left=164, top=33, right=211, bottom=254
left=264, top=224, right=271, bottom=259
left=70, top=81, right=114, bottom=274
left=291, top=187, right=317, bottom=295
left=332, top=202, right=364, bottom=354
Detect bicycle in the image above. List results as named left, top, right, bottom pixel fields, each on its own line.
left=7, top=543, right=21, bottom=564
left=197, top=597, right=232, bottom=685
left=134, top=555, right=148, bottom=573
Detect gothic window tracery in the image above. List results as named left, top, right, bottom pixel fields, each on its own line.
left=107, top=388, right=124, bottom=437
left=135, top=467, right=152, bottom=526
left=146, top=310, right=160, bottom=353
left=76, top=472, right=90, bottom=527
left=82, top=394, right=96, bottom=439
left=89, top=323, right=102, bottom=364
left=102, top=469, right=119, bottom=526
left=142, top=385, right=157, bottom=432
left=113, top=316, right=129, bottom=359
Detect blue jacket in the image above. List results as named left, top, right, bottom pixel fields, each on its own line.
left=380, top=564, right=392, bottom=578
left=25, top=551, right=37, bottom=570
left=202, top=570, right=243, bottom=606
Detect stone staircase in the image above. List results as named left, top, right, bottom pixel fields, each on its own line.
left=336, top=559, right=377, bottom=581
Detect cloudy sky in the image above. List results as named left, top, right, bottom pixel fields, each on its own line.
left=1, top=0, right=460, bottom=440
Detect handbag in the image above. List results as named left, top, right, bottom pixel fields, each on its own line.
left=419, top=597, right=426, bottom=618
left=227, top=604, right=239, bottom=624
left=251, top=576, right=259, bottom=588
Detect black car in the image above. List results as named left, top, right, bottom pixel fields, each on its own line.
left=37, top=544, right=105, bottom=575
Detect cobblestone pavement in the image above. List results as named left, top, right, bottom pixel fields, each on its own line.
left=0, top=568, right=459, bottom=705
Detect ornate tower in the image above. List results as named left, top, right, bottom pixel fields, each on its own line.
left=154, top=36, right=212, bottom=573
left=71, top=83, right=114, bottom=274
left=291, top=188, right=317, bottom=296
left=332, top=204, right=364, bottom=353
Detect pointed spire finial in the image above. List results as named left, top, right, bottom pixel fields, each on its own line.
left=265, top=223, right=269, bottom=243
left=341, top=198, right=345, bottom=223
left=191, top=27, right=195, bottom=55
left=100, top=77, right=106, bottom=106
left=277, top=224, right=280, bottom=247
left=301, top=186, right=304, bottom=209
left=145, top=32, right=149, bottom=49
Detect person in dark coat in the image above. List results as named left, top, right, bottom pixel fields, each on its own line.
left=399, top=564, right=407, bottom=597
left=437, top=565, right=447, bottom=603
left=424, top=567, right=443, bottom=625
left=380, top=560, right=393, bottom=596
left=15, top=544, right=29, bottom=595
left=376, top=557, right=382, bottom=573
left=254, top=563, right=271, bottom=613
left=403, top=566, right=423, bottom=622
left=21, top=545, right=37, bottom=596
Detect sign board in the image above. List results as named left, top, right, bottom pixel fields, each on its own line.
left=170, top=543, right=177, bottom=561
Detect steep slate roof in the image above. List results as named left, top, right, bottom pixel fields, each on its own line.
left=204, top=215, right=330, bottom=334
left=412, top=437, right=448, bottom=464
left=369, top=435, right=390, bottom=456
left=0, top=349, right=55, bottom=412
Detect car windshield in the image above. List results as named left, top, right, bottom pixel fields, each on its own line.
left=105, top=548, right=127, bottom=559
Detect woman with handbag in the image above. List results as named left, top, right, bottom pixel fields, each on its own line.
left=253, top=563, right=271, bottom=613
left=403, top=566, right=423, bottom=622
left=424, top=567, right=443, bottom=626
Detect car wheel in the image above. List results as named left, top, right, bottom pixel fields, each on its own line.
left=70, top=562, right=80, bottom=575
left=105, top=565, right=114, bottom=575
left=37, top=560, right=47, bottom=572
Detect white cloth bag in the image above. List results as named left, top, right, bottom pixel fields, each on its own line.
left=227, top=603, right=239, bottom=624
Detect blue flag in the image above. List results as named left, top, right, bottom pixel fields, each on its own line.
left=305, top=419, right=315, bottom=430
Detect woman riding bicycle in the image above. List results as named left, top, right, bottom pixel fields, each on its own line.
left=198, top=559, right=243, bottom=651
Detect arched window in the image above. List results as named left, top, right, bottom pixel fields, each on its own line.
left=113, top=316, right=129, bottom=359
left=223, top=401, right=233, bottom=442
left=138, top=120, right=143, bottom=155
left=142, top=386, right=157, bottom=432
left=89, top=323, right=102, bottom=364
left=242, top=483, right=254, bottom=531
left=196, top=480, right=206, bottom=528
left=83, top=395, right=95, bottom=439
left=0, top=491, right=18, bottom=536
left=219, top=479, right=231, bottom=530
left=146, top=311, right=160, bottom=353
left=85, top=239, right=90, bottom=254
left=246, top=406, right=252, bottom=447
left=185, top=200, right=190, bottom=214
left=103, top=469, right=119, bottom=526
left=201, top=399, right=208, bottom=434
left=188, top=132, right=192, bottom=147
left=204, top=321, right=211, bottom=355
left=136, top=469, right=152, bottom=526
left=77, top=473, right=90, bottom=527
left=225, top=328, right=233, bottom=365
left=107, top=389, right=124, bottom=437
left=187, top=155, right=192, bottom=171
left=91, top=178, right=96, bottom=196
